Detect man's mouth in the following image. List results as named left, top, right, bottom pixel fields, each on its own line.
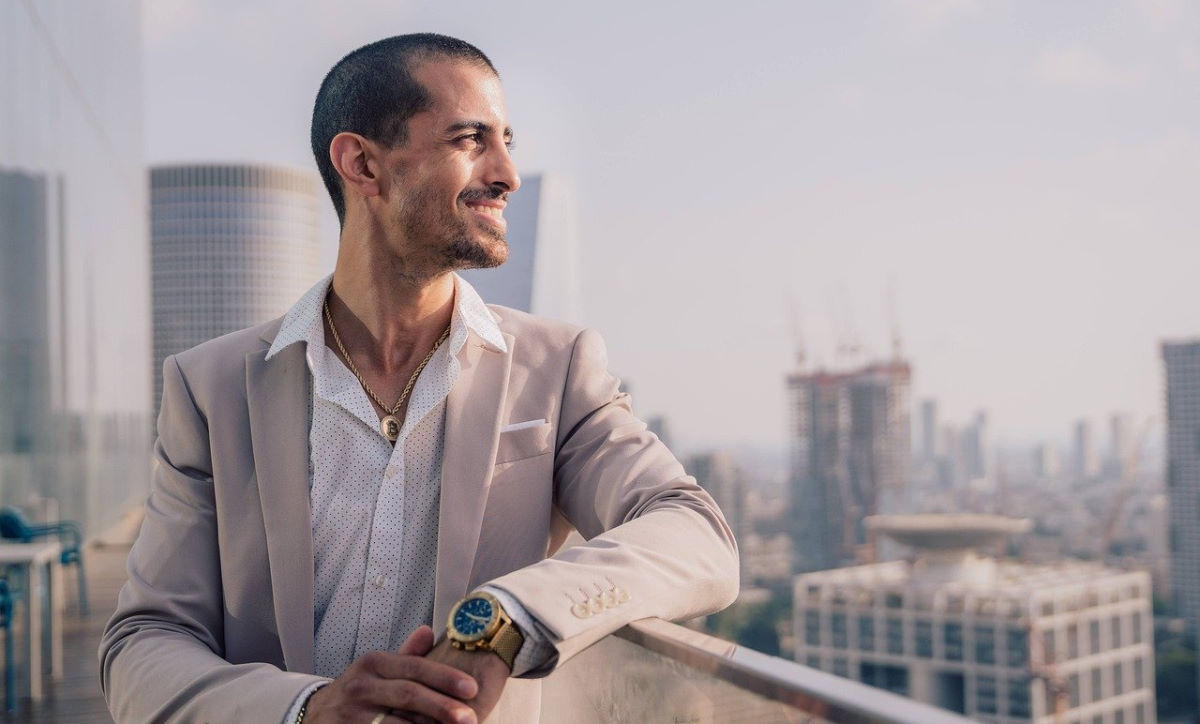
left=464, top=201, right=504, bottom=219
left=464, top=199, right=506, bottom=227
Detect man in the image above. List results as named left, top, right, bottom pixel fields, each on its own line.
left=100, top=33, right=738, bottom=724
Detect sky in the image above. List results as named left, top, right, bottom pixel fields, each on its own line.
left=143, top=0, right=1200, bottom=454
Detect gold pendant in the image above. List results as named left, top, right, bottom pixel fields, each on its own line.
left=380, top=414, right=401, bottom=441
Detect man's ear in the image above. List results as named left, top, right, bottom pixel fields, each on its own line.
left=329, top=132, right=383, bottom=201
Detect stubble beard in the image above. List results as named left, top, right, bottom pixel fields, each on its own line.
left=399, top=186, right=509, bottom=273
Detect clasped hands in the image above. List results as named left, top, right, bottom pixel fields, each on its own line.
left=305, top=625, right=509, bottom=724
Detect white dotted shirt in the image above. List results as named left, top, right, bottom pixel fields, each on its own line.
left=269, top=274, right=553, bottom=720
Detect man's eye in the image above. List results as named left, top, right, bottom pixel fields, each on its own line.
left=456, top=133, right=482, bottom=145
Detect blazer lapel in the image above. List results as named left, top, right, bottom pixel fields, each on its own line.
left=433, top=332, right=513, bottom=628
left=245, top=342, right=315, bottom=674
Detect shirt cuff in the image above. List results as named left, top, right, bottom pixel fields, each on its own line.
left=478, top=585, right=559, bottom=677
left=281, top=680, right=330, bottom=724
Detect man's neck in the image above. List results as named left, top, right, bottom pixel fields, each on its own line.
left=328, top=229, right=456, bottom=375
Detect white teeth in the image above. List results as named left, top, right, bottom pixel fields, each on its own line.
left=466, top=203, right=503, bottom=219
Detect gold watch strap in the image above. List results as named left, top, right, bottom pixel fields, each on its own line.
left=490, top=620, right=524, bottom=671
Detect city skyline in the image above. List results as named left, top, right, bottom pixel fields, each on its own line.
left=142, top=1, right=1198, bottom=450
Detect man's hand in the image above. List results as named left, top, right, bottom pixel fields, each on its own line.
left=421, top=637, right=509, bottom=723
left=305, top=626, right=479, bottom=724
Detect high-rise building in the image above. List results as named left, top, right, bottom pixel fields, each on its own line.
left=962, top=411, right=990, bottom=482
left=1033, top=443, right=1061, bottom=479
left=1109, top=413, right=1136, bottom=482
left=794, top=515, right=1156, bottom=723
left=920, top=399, right=939, bottom=462
left=150, top=164, right=323, bottom=410
left=1163, top=339, right=1200, bottom=700
left=1, top=0, right=151, bottom=535
left=1073, top=419, right=1099, bottom=482
left=457, top=172, right=581, bottom=323
left=787, top=360, right=911, bottom=572
left=686, top=451, right=746, bottom=550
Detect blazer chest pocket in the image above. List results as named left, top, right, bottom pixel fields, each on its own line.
left=495, top=420, right=552, bottom=465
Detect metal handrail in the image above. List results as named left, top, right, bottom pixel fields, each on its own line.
left=615, top=618, right=980, bottom=724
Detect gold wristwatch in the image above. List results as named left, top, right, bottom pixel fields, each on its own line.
left=446, top=590, right=524, bottom=671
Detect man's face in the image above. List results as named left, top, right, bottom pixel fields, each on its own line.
left=380, top=58, right=520, bottom=271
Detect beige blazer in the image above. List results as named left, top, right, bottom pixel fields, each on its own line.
left=99, top=305, right=739, bottom=723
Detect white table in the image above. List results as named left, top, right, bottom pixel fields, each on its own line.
left=0, top=541, right=63, bottom=701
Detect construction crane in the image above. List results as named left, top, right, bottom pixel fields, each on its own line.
left=786, top=291, right=807, bottom=371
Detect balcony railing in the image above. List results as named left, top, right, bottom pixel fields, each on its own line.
left=542, top=617, right=979, bottom=723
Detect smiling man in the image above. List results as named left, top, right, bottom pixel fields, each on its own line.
left=100, top=34, right=738, bottom=724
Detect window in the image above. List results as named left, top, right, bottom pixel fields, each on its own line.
left=805, top=610, right=820, bottom=646
left=916, top=620, right=933, bottom=658
left=859, top=615, right=875, bottom=651
left=945, top=622, right=964, bottom=661
left=1113, top=662, right=1124, bottom=695
left=1068, top=624, right=1080, bottom=659
left=1112, top=616, right=1123, bottom=648
left=1134, top=657, right=1145, bottom=689
left=977, top=675, right=998, bottom=714
left=975, top=624, right=996, bottom=664
left=833, top=657, right=848, bottom=677
left=1115, top=709, right=1125, bottom=724
left=1007, top=628, right=1028, bottom=667
left=1008, top=677, right=1031, bottom=718
left=1069, top=672, right=1081, bottom=708
left=1132, top=612, right=1143, bottom=644
left=1091, top=668, right=1103, bottom=701
left=832, top=612, right=847, bottom=648
left=1089, top=620, right=1101, bottom=654
left=887, top=617, right=904, bottom=655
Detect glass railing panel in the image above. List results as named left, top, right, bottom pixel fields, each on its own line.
left=541, top=618, right=980, bottom=724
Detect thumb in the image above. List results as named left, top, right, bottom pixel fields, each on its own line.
left=398, top=625, right=436, bottom=656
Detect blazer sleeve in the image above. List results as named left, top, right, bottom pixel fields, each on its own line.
left=98, top=355, right=324, bottom=723
left=484, top=328, right=740, bottom=673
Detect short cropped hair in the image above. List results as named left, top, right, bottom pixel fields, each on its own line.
left=310, top=33, right=497, bottom=225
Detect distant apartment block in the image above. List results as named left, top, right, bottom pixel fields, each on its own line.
left=458, top=172, right=581, bottom=323
left=793, top=515, right=1156, bottom=723
left=786, top=360, right=911, bottom=572
left=1163, top=339, right=1200, bottom=705
left=150, top=164, right=322, bottom=410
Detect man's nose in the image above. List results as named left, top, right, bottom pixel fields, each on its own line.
left=487, top=145, right=520, bottom=194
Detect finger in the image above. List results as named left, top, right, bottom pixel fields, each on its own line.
left=369, top=680, right=476, bottom=724
left=365, top=652, right=479, bottom=700
left=398, top=626, right=435, bottom=656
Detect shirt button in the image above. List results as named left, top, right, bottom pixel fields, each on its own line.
left=372, top=573, right=387, bottom=588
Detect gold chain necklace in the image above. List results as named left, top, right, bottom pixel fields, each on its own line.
left=323, top=296, right=451, bottom=442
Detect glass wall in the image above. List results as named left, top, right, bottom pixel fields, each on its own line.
left=0, top=0, right=151, bottom=536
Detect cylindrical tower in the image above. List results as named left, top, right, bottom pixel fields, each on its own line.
left=150, top=163, right=323, bottom=411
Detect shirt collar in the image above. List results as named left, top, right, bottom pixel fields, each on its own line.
left=265, top=272, right=507, bottom=362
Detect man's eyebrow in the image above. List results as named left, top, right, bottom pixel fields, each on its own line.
left=444, top=121, right=515, bottom=141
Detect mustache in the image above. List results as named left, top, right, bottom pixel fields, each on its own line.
left=458, top=187, right=508, bottom=204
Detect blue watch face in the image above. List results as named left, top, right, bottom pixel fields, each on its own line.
left=453, top=597, right=495, bottom=637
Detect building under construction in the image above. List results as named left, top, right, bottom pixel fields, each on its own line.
left=787, top=359, right=912, bottom=572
